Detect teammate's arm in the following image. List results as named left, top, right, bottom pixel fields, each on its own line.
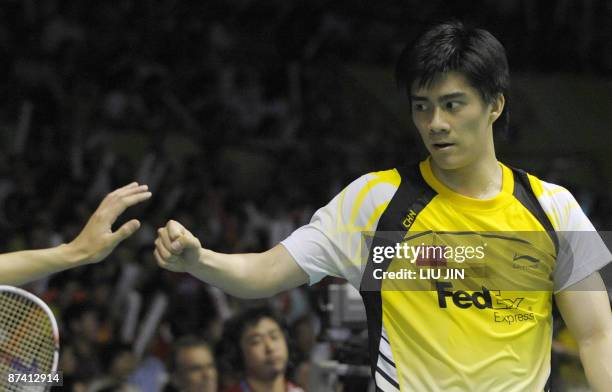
left=0, top=182, right=152, bottom=285
left=154, top=220, right=309, bottom=298
left=555, top=271, right=612, bottom=392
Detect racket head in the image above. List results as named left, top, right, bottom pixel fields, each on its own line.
left=0, top=286, right=59, bottom=391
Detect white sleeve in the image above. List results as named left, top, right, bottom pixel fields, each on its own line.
left=536, top=181, right=612, bottom=292
left=281, top=171, right=399, bottom=289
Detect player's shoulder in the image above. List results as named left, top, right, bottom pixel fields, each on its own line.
left=522, top=171, right=583, bottom=230
left=348, top=165, right=433, bottom=202
left=331, top=169, right=401, bottom=224
left=360, top=168, right=402, bottom=186
left=524, top=171, right=576, bottom=203
left=342, top=168, right=401, bottom=198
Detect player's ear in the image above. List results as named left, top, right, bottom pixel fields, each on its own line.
left=490, top=93, right=505, bottom=123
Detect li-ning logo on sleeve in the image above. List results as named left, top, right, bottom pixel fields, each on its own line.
left=402, top=210, right=417, bottom=229
left=512, top=253, right=540, bottom=270
left=512, top=253, right=539, bottom=263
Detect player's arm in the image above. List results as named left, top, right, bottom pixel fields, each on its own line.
left=0, top=182, right=152, bottom=285
left=555, top=271, right=612, bottom=392
left=154, top=220, right=309, bottom=298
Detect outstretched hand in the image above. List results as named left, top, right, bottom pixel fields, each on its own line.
left=68, top=182, right=152, bottom=264
left=154, top=220, right=202, bottom=273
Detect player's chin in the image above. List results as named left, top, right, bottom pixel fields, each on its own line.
left=429, top=151, right=466, bottom=170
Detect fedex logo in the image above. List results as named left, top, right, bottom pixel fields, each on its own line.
left=435, top=282, right=524, bottom=310
left=435, top=282, right=492, bottom=309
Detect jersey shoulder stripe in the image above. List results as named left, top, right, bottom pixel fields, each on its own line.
left=526, top=173, right=611, bottom=292
left=527, top=174, right=591, bottom=231
left=339, top=169, right=401, bottom=232
left=280, top=169, right=400, bottom=287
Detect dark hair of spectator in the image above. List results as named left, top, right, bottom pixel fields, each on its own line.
left=395, top=20, right=511, bottom=133
left=217, top=306, right=288, bottom=373
left=63, top=301, right=99, bottom=328
left=169, top=336, right=215, bottom=372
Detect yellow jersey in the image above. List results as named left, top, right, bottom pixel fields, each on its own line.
left=282, top=158, right=611, bottom=391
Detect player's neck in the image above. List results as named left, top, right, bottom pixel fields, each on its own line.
left=245, top=374, right=286, bottom=392
left=430, top=154, right=502, bottom=199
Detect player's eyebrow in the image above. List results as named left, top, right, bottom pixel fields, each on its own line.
left=411, top=92, right=467, bottom=102
left=439, top=92, right=467, bottom=101
left=410, top=95, right=428, bottom=101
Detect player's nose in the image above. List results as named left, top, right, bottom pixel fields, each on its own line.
left=428, top=107, right=450, bottom=133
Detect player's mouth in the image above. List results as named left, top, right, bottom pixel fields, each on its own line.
left=431, top=142, right=455, bottom=151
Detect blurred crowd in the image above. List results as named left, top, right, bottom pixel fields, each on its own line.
left=1, top=0, right=611, bottom=391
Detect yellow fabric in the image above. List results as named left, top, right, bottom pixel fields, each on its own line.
left=379, top=158, right=555, bottom=391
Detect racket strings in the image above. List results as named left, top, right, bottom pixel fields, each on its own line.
left=0, top=292, right=56, bottom=391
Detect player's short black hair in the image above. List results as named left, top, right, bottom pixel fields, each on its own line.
left=396, top=20, right=510, bottom=133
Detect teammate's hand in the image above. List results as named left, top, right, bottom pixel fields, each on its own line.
left=68, top=182, right=152, bottom=264
left=154, top=220, right=202, bottom=273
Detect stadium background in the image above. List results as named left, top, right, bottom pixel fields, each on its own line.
left=0, top=0, right=610, bottom=390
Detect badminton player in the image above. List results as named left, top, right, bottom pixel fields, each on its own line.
left=1, top=182, right=151, bottom=285
left=155, top=21, right=612, bottom=391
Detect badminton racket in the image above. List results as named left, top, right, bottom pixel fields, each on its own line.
left=0, top=286, right=60, bottom=391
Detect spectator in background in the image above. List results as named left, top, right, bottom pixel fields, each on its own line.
left=58, top=344, right=88, bottom=392
left=88, top=343, right=141, bottom=392
left=219, top=306, right=303, bottom=392
left=163, top=336, right=218, bottom=392
left=289, top=315, right=318, bottom=390
left=62, top=301, right=104, bottom=383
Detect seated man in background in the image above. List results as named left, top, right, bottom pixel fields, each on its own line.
left=163, top=336, right=218, bottom=392
left=220, top=306, right=303, bottom=392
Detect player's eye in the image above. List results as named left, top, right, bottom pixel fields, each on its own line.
left=412, top=102, right=428, bottom=112
left=445, top=101, right=462, bottom=111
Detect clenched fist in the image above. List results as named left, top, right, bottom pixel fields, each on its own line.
left=154, top=220, right=202, bottom=273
